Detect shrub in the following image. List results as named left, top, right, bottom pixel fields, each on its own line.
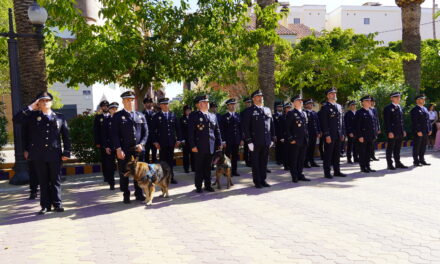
left=0, top=102, right=7, bottom=163
left=68, top=114, right=100, bottom=164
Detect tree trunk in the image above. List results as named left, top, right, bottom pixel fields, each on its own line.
left=256, top=0, right=276, bottom=109
left=134, top=84, right=148, bottom=111
left=397, top=0, right=424, bottom=94
left=434, top=0, right=437, bottom=39
left=13, top=0, right=47, bottom=105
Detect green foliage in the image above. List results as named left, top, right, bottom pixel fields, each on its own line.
left=0, top=0, right=13, bottom=95
left=169, top=89, right=230, bottom=118
left=280, top=28, right=413, bottom=103
left=48, top=88, right=64, bottom=109
left=68, top=114, right=100, bottom=164
left=0, top=102, right=8, bottom=163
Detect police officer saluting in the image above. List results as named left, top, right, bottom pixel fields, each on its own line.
left=304, top=99, right=321, bottom=168
left=102, top=102, right=119, bottom=190
left=242, top=90, right=275, bottom=188
left=383, top=92, right=408, bottom=170
left=13, top=92, right=71, bottom=215
left=355, top=96, right=376, bottom=173
left=152, top=98, right=181, bottom=184
left=188, top=95, right=222, bottom=193
left=94, top=100, right=113, bottom=184
left=286, top=95, right=310, bottom=182
left=344, top=100, right=358, bottom=164
left=273, top=102, right=284, bottom=165
left=142, top=98, right=157, bottom=163
left=220, top=98, right=243, bottom=176
left=112, top=91, right=148, bottom=203
left=411, top=94, right=432, bottom=166
left=180, top=105, right=194, bottom=173
left=318, top=88, right=346, bottom=178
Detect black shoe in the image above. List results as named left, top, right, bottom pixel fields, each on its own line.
left=266, top=169, right=271, bottom=173
left=204, top=186, right=215, bottom=192
left=54, top=207, right=65, bottom=213
left=395, top=163, right=408, bottom=169
left=196, top=188, right=203, bottom=193
left=299, top=177, right=311, bottom=182
left=324, top=175, right=333, bottom=179
left=413, top=162, right=422, bottom=167
left=361, top=168, right=370, bottom=173
left=171, top=179, right=178, bottom=184
left=110, top=185, right=115, bottom=190
left=261, top=182, right=271, bottom=187
left=347, top=159, right=353, bottom=164
left=292, top=178, right=298, bottom=183
left=367, top=168, right=376, bottom=172
left=354, top=158, right=359, bottom=163
left=310, top=163, right=320, bottom=167
left=420, top=161, right=431, bottom=166
left=387, top=165, right=396, bottom=170
left=372, top=157, right=379, bottom=161
left=334, top=172, right=346, bottom=177
left=184, top=170, right=190, bottom=173
left=303, top=164, right=311, bottom=168
left=29, top=192, right=37, bottom=200
left=136, top=196, right=146, bottom=201
left=37, top=208, right=50, bottom=215
left=255, top=184, right=263, bottom=189
left=123, top=196, right=131, bottom=204
left=232, top=172, right=240, bottom=177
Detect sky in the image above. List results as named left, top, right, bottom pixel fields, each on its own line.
left=164, top=0, right=436, bottom=99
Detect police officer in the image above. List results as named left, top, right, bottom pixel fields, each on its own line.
left=282, top=102, right=292, bottom=170
left=112, top=91, right=148, bottom=203
left=220, top=99, right=243, bottom=176
left=242, top=90, right=276, bottom=188
left=286, top=95, right=310, bottom=182
left=318, top=88, right=346, bottom=179
left=13, top=92, right=71, bottom=215
left=142, top=98, right=157, bottom=163
left=369, top=98, right=380, bottom=161
left=304, top=99, right=321, bottom=168
left=383, top=92, right=408, bottom=170
left=94, top=100, right=111, bottom=183
left=273, top=102, right=284, bottom=165
left=344, top=100, right=358, bottom=164
left=411, top=94, right=432, bottom=166
left=152, top=98, right=181, bottom=184
left=188, top=95, right=222, bottom=193
left=22, top=115, right=39, bottom=199
left=241, top=97, right=252, bottom=167
left=180, top=105, right=194, bottom=173
left=355, top=96, right=377, bottom=173
left=102, top=102, right=119, bottom=190
left=318, top=100, right=326, bottom=160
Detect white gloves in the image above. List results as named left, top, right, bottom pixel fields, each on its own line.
left=248, top=143, right=254, bottom=152
left=270, top=141, right=274, bottom=148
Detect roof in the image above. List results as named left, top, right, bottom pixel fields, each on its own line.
left=247, top=14, right=296, bottom=36
left=287, top=23, right=319, bottom=39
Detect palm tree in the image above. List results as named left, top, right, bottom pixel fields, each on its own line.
left=13, top=0, right=47, bottom=105
left=395, top=0, right=425, bottom=94
left=433, top=0, right=437, bottom=39
left=256, top=0, right=276, bottom=109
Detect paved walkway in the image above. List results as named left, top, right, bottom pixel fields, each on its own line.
left=0, top=149, right=439, bottom=264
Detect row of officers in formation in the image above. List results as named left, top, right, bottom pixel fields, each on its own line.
left=14, top=88, right=433, bottom=214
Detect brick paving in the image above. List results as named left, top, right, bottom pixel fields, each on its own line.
left=0, top=149, right=439, bottom=264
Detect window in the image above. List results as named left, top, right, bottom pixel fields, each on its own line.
left=364, top=18, right=370, bottom=25
left=293, top=18, right=300, bottom=24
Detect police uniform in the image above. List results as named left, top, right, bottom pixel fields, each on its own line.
left=318, top=88, right=345, bottom=178
left=285, top=96, right=310, bottom=182
left=220, top=99, right=242, bottom=176
left=142, top=98, right=157, bottom=163
left=188, top=95, right=222, bottom=192
left=383, top=92, right=407, bottom=169
left=355, top=96, right=376, bottom=173
left=240, top=97, right=252, bottom=167
left=22, top=118, right=39, bottom=199
left=369, top=99, right=380, bottom=161
left=13, top=92, right=71, bottom=214
left=112, top=91, right=148, bottom=203
left=281, top=103, right=292, bottom=170
left=344, top=101, right=358, bottom=164
left=93, top=100, right=114, bottom=185
left=152, top=98, right=181, bottom=184
left=411, top=95, right=432, bottom=166
left=273, top=102, right=284, bottom=165
left=304, top=99, right=321, bottom=168
left=101, top=102, right=119, bottom=189
left=242, top=90, right=275, bottom=188
left=180, top=105, right=195, bottom=173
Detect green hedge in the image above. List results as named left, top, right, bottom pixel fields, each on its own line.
left=68, top=114, right=100, bottom=164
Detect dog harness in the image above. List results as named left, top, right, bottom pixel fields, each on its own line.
left=141, top=164, right=157, bottom=182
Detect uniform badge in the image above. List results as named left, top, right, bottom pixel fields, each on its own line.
left=200, top=118, right=203, bottom=122
left=159, top=116, right=162, bottom=120
left=37, top=116, right=42, bottom=121
left=294, top=113, right=297, bottom=117
left=298, top=124, right=301, bottom=127
left=392, top=109, right=394, bottom=112
left=121, top=116, right=126, bottom=120
left=330, top=109, right=333, bottom=112
left=100, top=118, right=103, bottom=122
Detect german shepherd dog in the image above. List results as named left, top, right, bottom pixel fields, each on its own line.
left=124, top=157, right=171, bottom=206
left=212, top=150, right=233, bottom=189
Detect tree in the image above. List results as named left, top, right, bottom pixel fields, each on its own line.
left=280, top=28, right=413, bottom=103
left=12, top=0, right=48, bottom=105
left=395, top=0, right=425, bottom=94
left=41, top=0, right=251, bottom=108
left=0, top=0, right=13, bottom=95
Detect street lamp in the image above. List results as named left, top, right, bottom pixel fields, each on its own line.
left=0, top=2, right=48, bottom=185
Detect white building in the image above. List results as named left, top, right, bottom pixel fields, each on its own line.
left=326, top=2, right=440, bottom=44
left=282, top=5, right=327, bottom=32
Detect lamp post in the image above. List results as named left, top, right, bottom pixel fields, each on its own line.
left=0, top=2, right=48, bottom=185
